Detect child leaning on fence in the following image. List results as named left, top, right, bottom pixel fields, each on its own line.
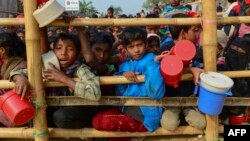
left=9, top=32, right=102, bottom=128
left=156, top=13, right=206, bottom=131
left=92, top=27, right=166, bottom=133
left=0, top=32, right=28, bottom=127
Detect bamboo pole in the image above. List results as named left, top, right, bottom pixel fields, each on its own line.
left=1, top=70, right=250, bottom=89
left=0, top=126, right=224, bottom=138
left=23, top=1, right=48, bottom=141
left=45, top=96, right=250, bottom=107
left=201, top=0, right=218, bottom=141
left=2, top=16, right=250, bottom=26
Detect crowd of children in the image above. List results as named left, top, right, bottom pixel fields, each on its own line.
left=1, top=1, right=250, bottom=141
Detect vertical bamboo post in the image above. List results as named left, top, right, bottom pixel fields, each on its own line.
left=23, top=1, right=48, bottom=141
left=201, top=0, right=218, bottom=141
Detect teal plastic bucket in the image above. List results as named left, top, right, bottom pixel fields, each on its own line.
left=195, top=83, right=232, bottom=115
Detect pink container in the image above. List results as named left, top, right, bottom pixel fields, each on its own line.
left=170, top=40, right=196, bottom=66
left=0, top=90, right=35, bottom=125
left=160, top=55, right=183, bottom=88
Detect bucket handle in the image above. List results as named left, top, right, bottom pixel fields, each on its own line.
left=225, top=90, right=232, bottom=96
left=194, top=85, right=199, bottom=95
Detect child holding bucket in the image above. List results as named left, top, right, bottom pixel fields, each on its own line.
left=10, top=32, right=102, bottom=128
left=92, top=27, right=165, bottom=139
left=0, top=32, right=28, bottom=127
left=156, top=13, right=206, bottom=131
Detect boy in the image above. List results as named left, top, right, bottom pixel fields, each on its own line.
left=10, top=33, right=101, bottom=128
left=157, top=13, right=206, bottom=131
left=92, top=27, right=166, bottom=133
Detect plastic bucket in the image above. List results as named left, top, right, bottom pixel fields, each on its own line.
left=0, top=90, right=35, bottom=125
left=229, top=115, right=247, bottom=124
left=195, top=82, right=232, bottom=115
left=160, top=55, right=183, bottom=88
left=170, top=40, right=196, bottom=66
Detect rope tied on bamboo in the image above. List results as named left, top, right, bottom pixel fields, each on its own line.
left=30, top=87, right=47, bottom=112
left=33, top=130, right=49, bottom=137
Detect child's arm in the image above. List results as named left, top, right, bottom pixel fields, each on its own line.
left=145, top=61, right=165, bottom=100
left=74, top=64, right=101, bottom=101
left=44, top=63, right=101, bottom=101
left=9, top=69, right=29, bottom=99
left=43, top=63, right=76, bottom=90
left=76, top=27, right=109, bottom=75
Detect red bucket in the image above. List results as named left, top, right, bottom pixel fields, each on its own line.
left=160, top=55, right=183, bottom=88
left=229, top=115, right=247, bottom=125
left=170, top=40, right=196, bottom=66
left=0, top=90, right=35, bottom=125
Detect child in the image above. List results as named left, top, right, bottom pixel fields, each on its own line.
left=147, top=33, right=161, bottom=55
left=157, top=13, right=206, bottom=131
left=92, top=27, right=166, bottom=135
left=77, top=28, right=116, bottom=76
left=10, top=33, right=102, bottom=128
left=0, top=32, right=28, bottom=127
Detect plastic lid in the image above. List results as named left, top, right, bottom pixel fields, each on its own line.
left=41, top=51, right=60, bottom=70
left=173, top=40, right=196, bottom=61
left=200, top=72, right=234, bottom=89
left=160, top=55, right=183, bottom=75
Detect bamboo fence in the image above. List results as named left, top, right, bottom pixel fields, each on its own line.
left=0, top=0, right=249, bottom=140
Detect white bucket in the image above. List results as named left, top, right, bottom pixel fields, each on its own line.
left=41, top=51, right=60, bottom=70
left=33, top=0, right=64, bottom=27
left=200, top=72, right=234, bottom=92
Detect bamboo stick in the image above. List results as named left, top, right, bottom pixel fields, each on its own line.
left=23, top=0, right=48, bottom=141
left=201, top=0, right=218, bottom=141
left=1, top=70, right=250, bottom=89
left=46, top=96, right=250, bottom=107
left=0, top=126, right=223, bottom=138
left=2, top=16, right=250, bottom=26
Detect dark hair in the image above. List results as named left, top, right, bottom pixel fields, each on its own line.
left=107, top=7, right=114, bottom=13
left=120, top=27, right=147, bottom=46
left=185, top=4, right=192, bottom=11
left=169, top=13, right=192, bottom=40
left=53, top=33, right=81, bottom=53
left=146, top=13, right=159, bottom=18
left=0, top=32, right=26, bottom=57
left=148, top=35, right=160, bottom=45
left=90, top=32, right=114, bottom=50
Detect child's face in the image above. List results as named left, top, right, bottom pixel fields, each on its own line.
left=125, top=40, right=147, bottom=60
left=91, top=43, right=111, bottom=63
left=183, top=26, right=199, bottom=43
left=146, top=26, right=160, bottom=34
left=169, top=0, right=180, bottom=7
left=148, top=41, right=160, bottom=54
left=54, top=39, right=78, bottom=69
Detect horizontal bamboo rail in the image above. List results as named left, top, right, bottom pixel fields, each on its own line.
left=46, top=96, right=250, bottom=107
left=1, top=16, right=250, bottom=26
left=0, top=126, right=224, bottom=139
left=0, top=70, right=249, bottom=89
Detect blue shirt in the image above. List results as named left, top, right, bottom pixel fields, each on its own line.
left=115, top=53, right=165, bottom=132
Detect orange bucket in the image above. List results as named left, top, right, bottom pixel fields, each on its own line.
left=170, top=40, right=196, bottom=66
left=160, top=55, right=183, bottom=88
left=0, top=90, right=35, bottom=125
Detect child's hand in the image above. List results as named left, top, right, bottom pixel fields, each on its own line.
left=154, top=51, right=169, bottom=62
left=123, top=71, right=139, bottom=82
left=190, top=67, right=206, bottom=85
left=43, top=62, right=67, bottom=83
left=62, top=12, right=75, bottom=24
left=14, top=75, right=29, bottom=100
